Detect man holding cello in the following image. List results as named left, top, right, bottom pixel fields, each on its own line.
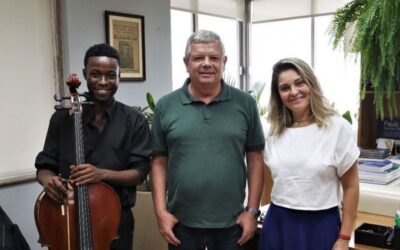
left=35, top=43, right=152, bottom=250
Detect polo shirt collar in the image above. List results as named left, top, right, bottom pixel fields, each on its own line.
left=180, top=78, right=231, bottom=104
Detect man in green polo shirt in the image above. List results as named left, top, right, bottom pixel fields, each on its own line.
left=151, top=30, right=265, bottom=250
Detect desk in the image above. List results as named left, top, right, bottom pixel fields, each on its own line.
left=358, top=179, right=400, bottom=216
left=246, top=210, right=395, bottom=250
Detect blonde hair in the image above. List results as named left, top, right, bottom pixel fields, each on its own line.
left=268, top=57, right=337, bottom=136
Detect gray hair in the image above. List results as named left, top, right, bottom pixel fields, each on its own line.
left=184, top=30, right=225, bottom=59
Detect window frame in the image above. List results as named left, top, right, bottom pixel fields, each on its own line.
left=170, top=8, right=245, bottom=90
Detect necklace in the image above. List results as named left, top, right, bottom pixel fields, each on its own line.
left=292, top=114, right=314, bottom=126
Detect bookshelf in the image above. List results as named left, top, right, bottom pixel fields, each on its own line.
left=358, top=89, right=400, bottom=213
left=358, top=91, right=400, bottom=149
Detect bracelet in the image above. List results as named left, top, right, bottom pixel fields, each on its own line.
left=338, top=233, right=351, bottom=241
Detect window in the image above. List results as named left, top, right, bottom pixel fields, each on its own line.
left=251, top=15, right=360, bottom=128
left=170, top=9, right=193, bottom=90
left=198, top=14, right=240, bottom=88
left=314, top=15, right=360, bottom=120
left=251, top=18, right=311, bottom=108
left=170, top=10, right=242, bottom=90
left=170, top=7, right=360, bottom=129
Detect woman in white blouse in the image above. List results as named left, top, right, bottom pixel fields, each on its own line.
left=259, top=58, right=359, bottom=250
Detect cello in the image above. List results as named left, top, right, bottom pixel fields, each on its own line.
left=34, top=74, right=121, bottom=250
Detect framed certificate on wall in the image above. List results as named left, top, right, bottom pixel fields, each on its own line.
left=105, top=11, right=146, bottom=81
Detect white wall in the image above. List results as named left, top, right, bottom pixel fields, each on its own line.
left=0, top=0, right=172, bottom=249
left=61, top=0, right=172, bottom=107
left=0, top=0, right=55, bottom=185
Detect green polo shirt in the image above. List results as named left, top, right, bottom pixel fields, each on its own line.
left=151, top=79, right=265, bottom=228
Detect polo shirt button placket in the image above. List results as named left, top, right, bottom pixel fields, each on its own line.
left=203, top=105, right=210, bottom=120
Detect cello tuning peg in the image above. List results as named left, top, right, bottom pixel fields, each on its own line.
left=80, top=92, right=94, bottom=105
left=54, top=94, right=63, bottom=102
left=54, top=94, right=70, bottom=110
left=54, top=94, right=70, bottom=101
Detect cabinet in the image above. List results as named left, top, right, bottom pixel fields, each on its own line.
left=132, top=191, right=167, bottom=250
left=358, top=91, right=400, bottom=149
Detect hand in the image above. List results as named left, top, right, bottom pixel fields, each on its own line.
left=155, top=210, right=181, bottom=246
left=236, top=211, right=257, bottom=245
left=70, top=164, right=105, bottom=185
left=42, top=175, right=68, bottom=203
left=332, top=238, right=349, bottom=250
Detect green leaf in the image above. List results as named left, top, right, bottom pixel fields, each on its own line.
left=223, top=72, right=237, bottom=87
left=249, top=81, right=267, bottom=117
left=146, top=92, right=156, bottom=111
left=342, top=110, right=353, bottom=124
left=329, top=0, right=400, bottom=119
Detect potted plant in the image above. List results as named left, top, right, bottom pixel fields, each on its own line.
left=222, top=73, right=267, bottom=117
left=249, top=81, right=267, bottom=118
left=134, top=92, right=156, bottom=191
left=329, top=0, right=400, bottom=119
left=133, top=92, right=156, bottom=125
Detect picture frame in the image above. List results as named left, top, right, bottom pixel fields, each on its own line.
left=105, top=11, right=146, bottom=81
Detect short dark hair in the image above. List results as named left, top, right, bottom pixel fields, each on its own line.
left=84, top=43, right=120, bottom=67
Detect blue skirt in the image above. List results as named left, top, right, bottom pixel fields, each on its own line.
left=258, top=203, right=341, bottom=250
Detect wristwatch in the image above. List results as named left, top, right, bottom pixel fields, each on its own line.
left=244, top=206, right=261, bottom=218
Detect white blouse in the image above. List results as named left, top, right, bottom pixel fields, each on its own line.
left=265, top=116, right=359, bottom=210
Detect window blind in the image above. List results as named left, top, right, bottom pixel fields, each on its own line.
left=251, top=0, right=350, bottom=23
left=171, top=0, right=245, bottom=20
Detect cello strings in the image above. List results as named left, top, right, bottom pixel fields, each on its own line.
left=73, top=95, right=93, bottom=249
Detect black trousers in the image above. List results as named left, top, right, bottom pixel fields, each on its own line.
left=111, top=208, right=134, bottom=250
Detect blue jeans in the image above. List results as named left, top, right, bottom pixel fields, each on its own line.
left=169, top=223, right=244, bottom=250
